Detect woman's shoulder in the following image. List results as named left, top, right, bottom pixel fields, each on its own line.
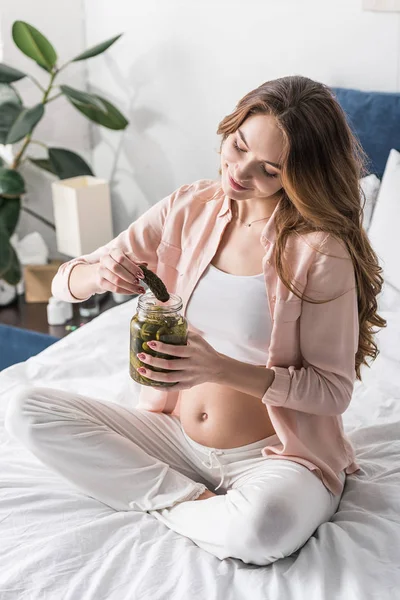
left=296, top=231, right=355, bottom=293
left=168, top=179, right=223, bottom=217
left=295, top=230, right=351, bottom=260
left=175, top=178, right=222, bottom=202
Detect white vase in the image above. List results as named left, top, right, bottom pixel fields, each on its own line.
left=51, top=176, right=113, bottom=257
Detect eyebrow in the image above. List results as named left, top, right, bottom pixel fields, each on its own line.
left=237, top=129, right=282, bottom=170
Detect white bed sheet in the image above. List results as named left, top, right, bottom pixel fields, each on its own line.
left=1, top=295, right=400, bottom=600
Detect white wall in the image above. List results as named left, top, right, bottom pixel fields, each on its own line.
left=83, top=0, right=400, bottom=236
left=2, top=1, right=399, bottom=247
left=0, top=0, right=90, bottom=258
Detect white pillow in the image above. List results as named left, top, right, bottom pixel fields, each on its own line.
left=368, top=149, right=400, bottom=292
left=360, top=174, right=381, bottom=231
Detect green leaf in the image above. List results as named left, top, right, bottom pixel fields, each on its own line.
left=0, top=63, right=27, bottom=83
left=0, top=196, right=21, bottom=236
left=6, top=103, right=44, bottom=144
left=71, top=34, right=122, bottom=62
left=60, top=85, right=106, bottom=111
left=29, top=157, right=57, bottom=176
left=0, top=168, right=26, bottom=197
left=0, top=225, right=21, bottom=284
left=0, top=83, right=23, bottom=144
left=12, top=21, right=57, bottom=72
left=66, top=94, right=129, bottom=130
left=48, top=148, right=94, bottom=180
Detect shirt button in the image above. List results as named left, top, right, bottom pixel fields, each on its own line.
left=266, top=259, right=271, bottom=265
left=272, top=295, right=276, bottom=302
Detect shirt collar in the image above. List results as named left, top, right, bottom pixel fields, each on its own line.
left=217, top=185, right=280, bottom=245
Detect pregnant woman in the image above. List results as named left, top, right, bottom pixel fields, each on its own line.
left=6, top=75, right=386, bottom=566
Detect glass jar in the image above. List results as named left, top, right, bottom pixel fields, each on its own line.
left=130, top=291, right=188, bottom=388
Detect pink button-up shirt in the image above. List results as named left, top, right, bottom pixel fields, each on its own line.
left=52, top=179, right=361, bottom=495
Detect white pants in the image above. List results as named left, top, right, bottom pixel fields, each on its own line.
left=5, top=386, right=346, bottom=566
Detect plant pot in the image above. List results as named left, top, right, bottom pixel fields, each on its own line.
left=0, top=280, right=17, bottom=306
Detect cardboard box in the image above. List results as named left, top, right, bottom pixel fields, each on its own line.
left=23, top=261, right=63, bottom=303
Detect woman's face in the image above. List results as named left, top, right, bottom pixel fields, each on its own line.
left=220, top=113, right=284, bottom=200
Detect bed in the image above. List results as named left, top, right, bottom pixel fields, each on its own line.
left=1, top=87, right=400, bottom=599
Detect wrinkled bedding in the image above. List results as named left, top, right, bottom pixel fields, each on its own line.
left=0, top=294, right=399, bottom=599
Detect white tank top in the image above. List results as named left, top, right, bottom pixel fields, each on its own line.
left=185, top=263, right=272, bottom=365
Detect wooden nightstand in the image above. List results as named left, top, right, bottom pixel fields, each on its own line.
left=0, top=293, right=125, bottom=339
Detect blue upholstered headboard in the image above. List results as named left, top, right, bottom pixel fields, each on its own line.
left=331, top=87, right=400, bottom=178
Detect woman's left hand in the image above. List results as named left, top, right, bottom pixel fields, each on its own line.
left=136, top=329, right=223, bottom=390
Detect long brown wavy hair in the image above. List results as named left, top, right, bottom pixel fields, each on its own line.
left=217, top=75, right=386, bottom=380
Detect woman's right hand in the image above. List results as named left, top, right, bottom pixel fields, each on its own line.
left=93, top=250, right=148, bottom=295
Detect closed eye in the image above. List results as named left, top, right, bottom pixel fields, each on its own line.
left=233, top=140, right=278, bottom=178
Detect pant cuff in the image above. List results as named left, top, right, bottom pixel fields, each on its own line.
left=173, top=483, right=208, bottom=505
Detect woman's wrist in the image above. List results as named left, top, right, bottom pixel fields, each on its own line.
left=214, top=353, right=275, bottom=399
left=68, top=263, right=98, bottom=300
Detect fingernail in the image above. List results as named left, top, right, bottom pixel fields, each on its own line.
left=137, top=272, right=144, bottom=280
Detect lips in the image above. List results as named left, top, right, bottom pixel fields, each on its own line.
left=228, top=173, right=249, bottom=190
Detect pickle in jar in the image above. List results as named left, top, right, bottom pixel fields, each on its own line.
left=129, top=287, right=187, bottom=388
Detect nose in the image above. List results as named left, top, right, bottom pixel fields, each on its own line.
left=234, top=167, right=251, bottom=187
left=233, top=157, right=252, bottom=185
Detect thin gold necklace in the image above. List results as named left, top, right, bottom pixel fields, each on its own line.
left=232, top=205, right=272, bottom=228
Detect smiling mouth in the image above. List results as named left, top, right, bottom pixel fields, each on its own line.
left=228, top=172, right=249, bottom=190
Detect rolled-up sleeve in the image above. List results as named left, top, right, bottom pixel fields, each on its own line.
left=262, top=234, right=359, bottom=416
left=51, top=183, right=191, bottom=302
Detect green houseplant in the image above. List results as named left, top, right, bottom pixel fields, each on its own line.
left=0, top=21, right=129, bottom=286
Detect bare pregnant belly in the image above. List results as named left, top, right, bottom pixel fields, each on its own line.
left=178, top=381, right=277, bottom=449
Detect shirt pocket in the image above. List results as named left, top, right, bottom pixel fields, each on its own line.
left=274, top=299, right=302, bottom=323
left=156, top=240, right=186, bottom=273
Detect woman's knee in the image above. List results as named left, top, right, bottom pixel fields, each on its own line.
left=224, top=494, right=297, bottom=565
left=4, top=386, right=53, bottom=440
